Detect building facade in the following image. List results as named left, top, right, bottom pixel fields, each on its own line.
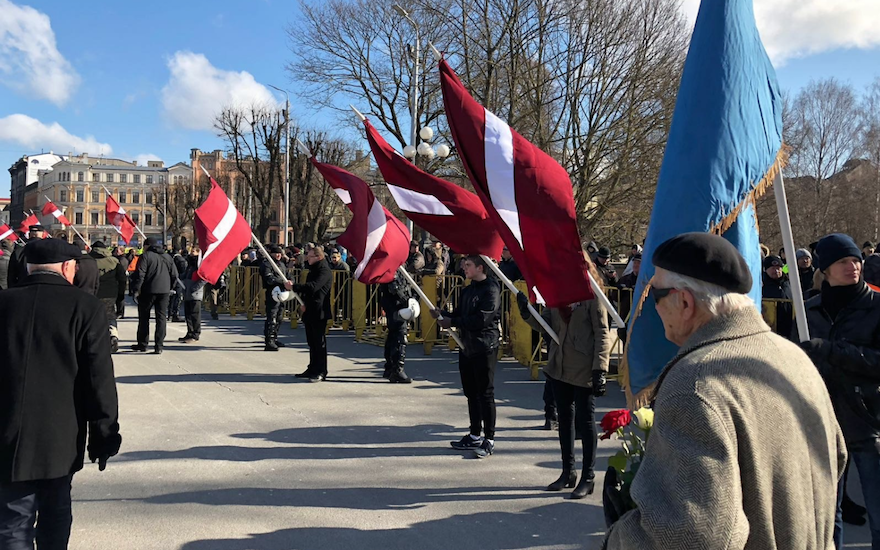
left=8, top=152, right=66, bottom=228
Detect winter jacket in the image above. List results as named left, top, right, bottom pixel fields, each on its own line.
left=379, top=271, right=412, bottom=322
left=0, top=244, right=11, bottom=290
left=89, top=246, right=127, bottom=300
left=801, top=281, right=880, bottom=452
left=449, top=276, right=501, bottom=357
left=761, top=273, right=793, bottom=338
left=131, top=247, right=178, bottom=295
left=498, top=258, right=523, bottom=282
left=798, top=266, right=816, bottom=298
left=406, top=252, right=425, bottom=274
left=293, top=259, right=333, bottom=321
left=260, top=258, right=288, bottom=290
left=74, top=253, right=100, bottom=296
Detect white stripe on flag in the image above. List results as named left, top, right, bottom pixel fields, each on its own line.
left=387, top=185, right=453, bottom=216
left=354, top=199, right=388, bottom=280
left=0, top=227, right=13, bottom=241
left=483, top=110, right=523, bottom=248
left=201, top=197, right=238, bottom=263
left=334, top=189, right=352, bottom=205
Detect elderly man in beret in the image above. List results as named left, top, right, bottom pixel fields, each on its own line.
left=604, top=232, right=845, bottom=550
left=0, top=239, right=121, bottom=548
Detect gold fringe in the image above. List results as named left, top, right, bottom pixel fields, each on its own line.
left=621, top=146, right=788, bottom=409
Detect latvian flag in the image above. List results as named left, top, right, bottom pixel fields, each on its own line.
left=0, top=224, right=18, bottom=243
left=363, top=118, right=504, bottom=258
left=438, top=58, right=593, bottom=308
left=311, top=158, right=410, bottom=284
left=41, top=200, right=71, bottom=226
left=105, top=194, right=137, bottom=245
left=193, top=176, right=252, bottom=285
left=16, top=214, right=38, bottom=236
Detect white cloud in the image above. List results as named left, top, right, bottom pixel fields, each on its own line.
left=0, top=0, right=80, bottom=106
left=133, top=153, right=162, bottom=166
left=680, top=0, right=880, bottom=66
left=161, top=51, right=279, bottom=131
left=0, top=114, right=112, bottom=156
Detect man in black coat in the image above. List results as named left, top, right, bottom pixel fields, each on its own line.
left=433, top=255, right=502, bottom=459
left=130, top=237, right=178, bottom=354
left=0, top=239, right=121, bottom=549
left=261, top=244, right=290, bottom=352
left=112, top=246, right=129, bottom=318
left=169, top=248, right=188, bottom=322
left=6, top=225, right=46, bottom=288
left=73, top=248, right=100, bottom=296
left=291, top=247, right=332, bottom=381
left=799, top=233, right=880, bottom=548
left=761, top=255, right=793, bottom=338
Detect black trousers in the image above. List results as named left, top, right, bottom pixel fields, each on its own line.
left=264, top=294, right=284, bottom=340
left=543, top=376, right=557, bottom=420
left=115, top=296, right=125, bottom=317
left=549, top=376, right=597, bottom=477
left=459, top=351, right=497, bottom=440
left=384, top=318, right=407, bottom=371
left=184, top=300, right=202, bottom=338
left=168, top=289, right=182, bottom=319
left=304, top=318, right=328, bottom=376
left=0, top=475, right=73, bottom=550
left=137, top=293, right=169, bottom=350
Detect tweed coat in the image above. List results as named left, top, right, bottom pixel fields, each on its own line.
left=605, top=307, right=846, bottom=550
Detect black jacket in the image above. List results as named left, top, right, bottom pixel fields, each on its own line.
left=450, top=275, right=501, bottom=357
left=294, top=259, right=332, bottom=321
left=132, top=247, right=178, bottom=295
left=798, top=266, right=816, bottom=298
left=762, top=273, right=793, bottom=338
left=260, top=258, right=288, bottom=290
left=0, top=273, right=121, bottom=483
left=379, top=271, right=412, bottom=320
left=6, top=241, right=29, bottom=287
left=0, top=247, right=10, bottom=290
left=498, top=258, right=523, bottom=282
left=74, top=253, right=100, bottom=296
left=802, top=281, right=880, bottom=452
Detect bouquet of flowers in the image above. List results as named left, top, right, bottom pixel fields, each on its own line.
left=600, top=407, right=654, bottom=527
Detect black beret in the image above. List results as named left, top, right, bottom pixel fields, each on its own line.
left=763, top=255, right=783, bottom=269
left=632, top=253, right=642, bottom=261
left=24, top=239, right=82, bottom=264
left=652, top=232, right=752, bottom=294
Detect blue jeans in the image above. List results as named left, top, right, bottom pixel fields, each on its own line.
left=0, top=475, right=73, bottom=550
left=852, top=451, right=880, bottom=550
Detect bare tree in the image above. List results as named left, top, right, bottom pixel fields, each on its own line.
left=860, top=77, right=880, bottom=241
left=153, top=175, right=213, bottom=245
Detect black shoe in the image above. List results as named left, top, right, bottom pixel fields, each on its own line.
left=570, top=474, right=595, bottom=499
left=295, top=370, right=312, bottom=378
left=842, top=496, right=867, bottom=518
left=450, top=435, right=482, bottom=450
left=547, top=471, right=577, bottom=491
left=542, top=418, right=559, bottom=431
left=309, top=373, right=326, bottom=383
left=383, top=364, right=393, bottom=379
left=130, top=344, right=147, bottom=352
left=178, top=335, right=192, bottom=343
left=274, top=340, right=285, bottom=348
left=110, top=337, right=119, bottom=353
left=152, top=348, right=163, bottom=355
left=211, top=313, right=219, bottom=320
left=473, top=439, right=494, bottom=458
left=265, top=340, right=279, bottom=352
left=389, top=370, right=412, bottom=384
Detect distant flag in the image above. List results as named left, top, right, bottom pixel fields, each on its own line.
left=362, top=117, right=504, bottom=258
left=437, top=58, right=593, bottom=308
left=193, top=175, right=252, bottom=285
left=105, top=194, right=137, bottom=245
left=18, top=214, right=39, bottom=235
left=622, top=0, right=787, bottom=407
left=311, top=158, right=410, bottom=284
left=0, top=224, right=18, bottom=242
left=41, top=200, right=72, bottom=226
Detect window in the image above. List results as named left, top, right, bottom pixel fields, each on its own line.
left=91, top=212, right=99, bottom=225
left=159, top=175, right=165, bottom=184
left=91, top=191, right=99, bottom=203
left=106, top=173, right=114, bottom=183
left=59, top=189, right=68, bottom=202
left=77, top=172, right=84, bottom=182
left=118, top=191, right=126, bottom=204
left=145, top=213, right=153, bottom=226
left=92, top=173, right=100, bottom=182
left=120, top=174, right=127, bottom=183
left=173, top=176, right=179, bottom=184
left=269, top=230, right=278, bottom=243
left=75, top=212, right=83, bottom=225
left=131, top=212, right=139, bottom=224
left=133, top=174, right=140, bottom=184
left=76, top=190, right=84, bottom=202
left=146, top=175, right=153, bottom=184
left=132, top=191, right=140, bottom=204
left=270, top=210, right=278, bottom=222
left=145, top=192, right=153, bottom=205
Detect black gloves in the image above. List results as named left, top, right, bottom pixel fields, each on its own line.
left=88, top=430, right=122, bottom=472
left=516, top=291, right=531, bottom=320
left=592, top=371, right=607, bottom=397
left=800, top=338, right=831, bottom=361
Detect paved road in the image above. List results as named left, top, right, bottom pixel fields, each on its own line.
left=68, top=308, right=870, bottom=549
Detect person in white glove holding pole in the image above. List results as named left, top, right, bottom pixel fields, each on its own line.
left=379, top=269, right=418, bottom=384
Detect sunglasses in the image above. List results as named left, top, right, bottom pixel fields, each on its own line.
left=651, top=286, right=677, bottom=304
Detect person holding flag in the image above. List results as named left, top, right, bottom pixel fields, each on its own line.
left=7, top=224, right=46, bottom=288
left=261, top=244, right=291, bottom=352
left=288, top=246, right=332, bottom=382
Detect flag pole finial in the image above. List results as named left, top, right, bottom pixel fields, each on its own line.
left=296, top=139, right=313, bottom=158
left=350, top=105, right=366, bottom=122
left=429, top=43, right=442, bottom=62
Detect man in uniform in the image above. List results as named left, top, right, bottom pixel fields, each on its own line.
left=290, top=247, right=332, bottom=381
left=89, top=241, right=127, bottom=352
left=130, top=237, right=178, bottom=354
left=433, top=255, right=502, bottom=458
left=7, top=224, right=46, bottom=287
left=0, top=239, right=121, bottom=549
left=261, top=244, right=290, bottom=352
left=379, top=269, right=414, bottom=383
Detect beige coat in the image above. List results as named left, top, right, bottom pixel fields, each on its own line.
left=606, top=307, right=846, bottom=550
left=526, top=299, right=611, bottom=388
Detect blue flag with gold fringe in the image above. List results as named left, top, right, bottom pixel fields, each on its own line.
left=624, top=0, right=786, bottom=406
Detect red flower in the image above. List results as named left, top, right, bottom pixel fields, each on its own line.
left=600, top=409, right=632, bottom=440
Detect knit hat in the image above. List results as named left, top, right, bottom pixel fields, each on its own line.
left=815, top=234, right=862, bottom=272
left=597, top=247, right=611, bottom=259
left=763, top=255, right=783, bottom=270
left=795, top=248, right=811, bottom=260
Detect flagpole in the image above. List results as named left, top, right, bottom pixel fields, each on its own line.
left=480, top=254, right=560, bottom=345
left=773, top=171, right=810, bottom=341
left=588, top=271, right=626, bottom=328
left=44, top=195, right=89, bottom=249
left=102, top=185, right=148, bottom=241
left=250, top=233, right=304, bottom=307
left=397, top=266, right=465, bottom=349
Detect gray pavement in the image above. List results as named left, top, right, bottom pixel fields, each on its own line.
left=68, top=306, right=871, bottom=549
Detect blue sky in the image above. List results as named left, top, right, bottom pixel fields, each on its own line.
left=1, top=0, right=880, bottom=197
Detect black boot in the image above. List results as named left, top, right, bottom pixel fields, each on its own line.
left=389, top=368, right=412, bottom=384
left=570, top=470, right=595, bottom=500
left=264, top=338, right=278, bottom=351
left=546, top=470, right=576, bottom=491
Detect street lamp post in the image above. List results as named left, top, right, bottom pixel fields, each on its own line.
left=269, top=84, right=291, bottom=247
left=392, top=4, right=419, bottom=235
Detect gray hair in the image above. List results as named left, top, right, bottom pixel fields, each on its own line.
left=660, top=270, right=754, bottom=317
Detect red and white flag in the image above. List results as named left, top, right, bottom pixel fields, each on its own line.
left=0, top=224, right=19, bottom=242
left=193, top=176, right=252, bottom=285
left=363, top=118, right=504, bottom=258
left=311, top=158, right=410, bottom=284
left=41, top=200, right=71, bottom=226
left=18, top=214, right=39, bottom=235
left=105, top=195, right=137, bottom=245
left=438, top=58, right=593, bottom=307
